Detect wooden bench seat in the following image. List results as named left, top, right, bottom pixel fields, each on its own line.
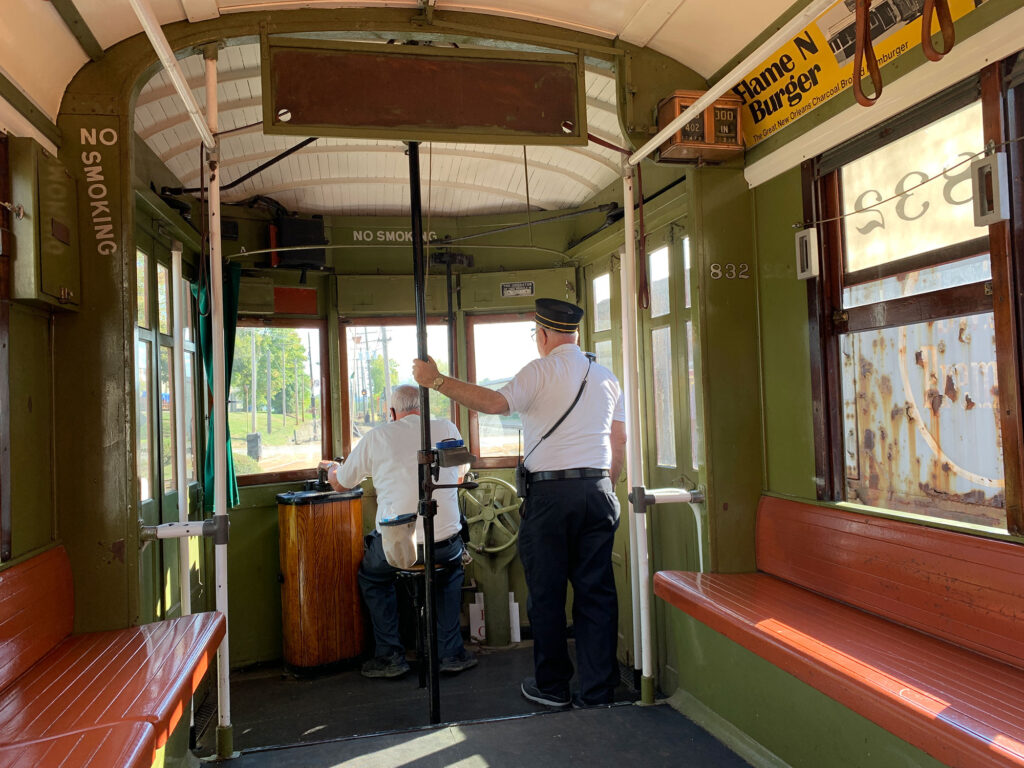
left=0, top=545, right=225, bottom=765
left=0, top=722, right=156, bottom=768
left=653, top=497, right=1024, bottom=768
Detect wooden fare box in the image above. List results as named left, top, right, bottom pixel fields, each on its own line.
left=656, top=90, right=744, bottom=163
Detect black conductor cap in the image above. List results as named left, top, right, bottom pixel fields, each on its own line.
left=535, top=298, right=584, bottom=333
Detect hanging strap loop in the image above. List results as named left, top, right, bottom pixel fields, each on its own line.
left=853, top=0, right=884, bottom=107
left=921, top=0, right=956, bottom=61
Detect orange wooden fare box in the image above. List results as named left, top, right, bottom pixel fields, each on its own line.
left=656, top=90, right=744, bottom=163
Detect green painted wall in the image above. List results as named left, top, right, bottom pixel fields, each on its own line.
left=753, top=169, right=817, bottom=499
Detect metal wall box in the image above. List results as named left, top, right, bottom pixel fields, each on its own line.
left=656, top=90, right=745, bottom=164
left=460, top=267, right=576, bottom=311
left=238, top=276, right=276, bottom=315
left=9, top=137, right=80, bottom=310
left=262, top=36, right=587, bottom=145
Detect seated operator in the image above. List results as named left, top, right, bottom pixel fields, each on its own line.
left=320, top=384, right=477, bottom=679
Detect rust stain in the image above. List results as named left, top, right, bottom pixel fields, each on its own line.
left=958, top=320, right=971, bottom=344
left=106, top=539, right=126, bottom=564
left=915, top=350, right=925, bottom=367
left=864, top=429, right=875, bottom=451
left=965, top=393, right=976, bottom=410
left=926, top=388, right=944, bottom=414
left=944, top=373, right=960, bottom=403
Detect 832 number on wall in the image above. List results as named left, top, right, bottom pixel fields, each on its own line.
left=709, top=263, right=749, bottom=280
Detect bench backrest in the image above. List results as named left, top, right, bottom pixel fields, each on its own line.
left=0, top=545, right=74, bottom=693
left=756, top=497, right=1024, bottom=671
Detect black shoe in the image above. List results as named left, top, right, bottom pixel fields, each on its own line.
left=361, top=652, right=410, bottom=679
left=440, top=649, right=478, bottom=674
left=520, top=677, right=570, bottom=708
left=572, top=696, right=614, bottom=709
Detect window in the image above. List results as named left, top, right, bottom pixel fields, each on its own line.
left=811, top=83, right=1016, bottom=531
left=230, top=322, right=329, bottom=480
left=466, top=314, right=537, bottom=467
left=341, top=319, right=453, bottom=454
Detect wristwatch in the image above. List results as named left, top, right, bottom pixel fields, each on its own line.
left=431, top=374, right=445, bottom=391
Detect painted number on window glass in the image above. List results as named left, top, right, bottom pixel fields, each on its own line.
left=709, top=263, right=749, bottom=280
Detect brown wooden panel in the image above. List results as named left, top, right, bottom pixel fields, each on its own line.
left=654, top=570, right=1024, bottom=768
left=755, top=497, right=1024, bottom=669
left=0, top=545, right=74, bottom=692
left=842, top=280, right=993, bottom=333
left=279, top=496, right=364, bottom=667
left=0, top=722, right=156, bottom=768
left=0, top=611, right=224, bottom=749
left=268, top=44, right=583, bottom=142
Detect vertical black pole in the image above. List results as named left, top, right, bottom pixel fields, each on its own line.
left=408, top=141, right=441, bottom=724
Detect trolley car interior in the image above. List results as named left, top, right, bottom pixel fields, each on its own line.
left=1, top=0, right=1024, bottom=766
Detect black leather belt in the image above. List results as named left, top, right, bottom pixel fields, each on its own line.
left=436, top=532, right=463, bottom=547
left=528, top=468, right=609, bottom=482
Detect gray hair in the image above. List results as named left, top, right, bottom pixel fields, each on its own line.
left=391, top=384, right=420, bottom=414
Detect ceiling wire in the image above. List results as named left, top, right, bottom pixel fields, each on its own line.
left=523, top=146, right=533, bottom=247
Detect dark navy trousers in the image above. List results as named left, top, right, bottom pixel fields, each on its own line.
left=519, top=476, right=620, bottom=704
left=358, top=530, right=466, bottom=660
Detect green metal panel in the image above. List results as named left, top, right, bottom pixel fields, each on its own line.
left=689, top=167, right=762, bottom=575
left=754, top=169, right=817, bottom=499
left=460, top=267, right=577, bottom=311
left=8, top=137, right=80, bottom=310
left=666, top=610, right=948, bottom=768
left=337, top=274, right=449, bottom=316
left=8, top=305, right=54, bottom=556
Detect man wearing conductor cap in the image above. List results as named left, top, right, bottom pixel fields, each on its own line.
left=413, top=297, right=626, bottom=708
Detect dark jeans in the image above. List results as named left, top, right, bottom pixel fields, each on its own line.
left=358, top=530, right=467, bottom=660
left=519, top=476, right=620, bottom=704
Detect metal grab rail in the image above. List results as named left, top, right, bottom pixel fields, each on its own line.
left=628, top=487, right=707, bottom=571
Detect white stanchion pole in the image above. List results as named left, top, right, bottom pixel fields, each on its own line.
left=619, top=172, right=654, bottom=704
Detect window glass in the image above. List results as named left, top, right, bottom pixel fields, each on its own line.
left=595, top=339, right=613, bottom=372
left=184, top=353, right=196, bottom=482
left=840, top=101, right=983, bottom=274
left=683, top=237, right=692, bottom=310
left=160, top=347, right=176, bottom=492
left=687, top=320, right=700, bottom=471
left=472, top=320, right=536, bottom=457
left=593, top=273, right=611, bottom=333
left=157, top=264, right=170, bottom=335
left=843, top=254, right=991, bottom=308
left=137, top=250, right=149, bottom=328
left=346, top=324, right=451, bottom=450
left=180, top=277, right=193, bottom=343
left=229, top=327, right=322, bottom=475
left=650, top=246, right=670, bottom=318
left=652, top=326, right=676, bottom=467
left=136, top=340, right=153, bottom=500
left=841, top=313, right=1003, bottom=528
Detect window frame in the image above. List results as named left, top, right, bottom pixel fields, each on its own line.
left=338, top=315, right=455, bottom=457
left=806, top=64, right=1024, bottom=534
left=234, top=317, right=332, bottom=486
left=465, top=311, right=534, bottom=469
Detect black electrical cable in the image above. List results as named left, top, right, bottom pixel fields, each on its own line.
left=163, top=137, right=318, bottom=196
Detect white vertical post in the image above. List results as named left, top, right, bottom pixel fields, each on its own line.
left=205, top=47, right=234, bottom=758
left=620, top=171, right=654, bottom=704
left=171, top=243, right=192, bottom=619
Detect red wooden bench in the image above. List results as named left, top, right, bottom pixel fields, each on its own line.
left=0, top=545, right=225, bottom=766
left=0, top=723, right=155, bottom=768
left=654, top=496, right=1024, bottom=768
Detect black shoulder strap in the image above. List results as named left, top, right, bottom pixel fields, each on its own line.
left=523, top=356, right=593, bottom=463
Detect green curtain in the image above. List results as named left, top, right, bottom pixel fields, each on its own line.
left=194, top=261, right=242, bottom=512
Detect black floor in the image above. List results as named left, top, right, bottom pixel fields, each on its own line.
left=196, top=643, right=751, bottom=767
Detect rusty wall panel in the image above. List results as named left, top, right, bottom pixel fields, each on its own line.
left=843, top=312, right=1005, bottom=528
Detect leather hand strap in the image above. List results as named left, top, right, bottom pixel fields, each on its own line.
left=922, top=0, right=955, bottom=61
left=853, top=0, right=883, bottom=107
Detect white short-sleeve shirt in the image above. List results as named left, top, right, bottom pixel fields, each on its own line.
left=336, top=415, right=465, bottom=543
left=498, top=344, right=624, bottom=472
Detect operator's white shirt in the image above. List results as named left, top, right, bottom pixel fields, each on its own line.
left=336, top=415, right=464, bottom=543
left=498, top=344, right=625, bottom=473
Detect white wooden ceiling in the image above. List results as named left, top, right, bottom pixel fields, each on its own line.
left=133, top=42, right=627, bottom=217
left=3, top=0, right=800, bottom=216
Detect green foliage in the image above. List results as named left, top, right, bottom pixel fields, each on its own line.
left=232, top=452, right=260, bottom=475
left=231, top=327, right=314, bottom=416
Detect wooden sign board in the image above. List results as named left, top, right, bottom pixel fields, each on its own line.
left=262, top=36, right=587, bottom=145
